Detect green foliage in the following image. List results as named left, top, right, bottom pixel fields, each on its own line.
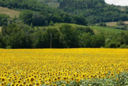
left=98, top=22, right=107, bottom=26
left=1, top=0, right=128, bottom=25
left=0, top=33, right=3, bottom=48
left=19, top=10, right=87, bottom=26
left=59, top=25, right=80, bottom=48
left=79, top=33, right=92, bottom=47
left=0, top=14, right=9, bottom=26
left=0, top=0, right=47, bottom=11
left=59, top=0, right=128, bottom=23
left=34, top=28, right=66, bottom=48
left=20, top=10, right=50, bottom=26
left=0, top=23, right=106, bottom=48
left=1, top=23, right=33, bottom=48
left=0, top=23, right=128, bottom=48
left=50, top=72, right=128, bottom=86
left=91, top=34, right=105, bottom=48
left=90, top=26, right=124, bottom=37
left=105, top=32, right=128, bottom=48
left=20, top=10, right=33, bottom=25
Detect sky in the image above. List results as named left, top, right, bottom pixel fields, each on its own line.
left=105, top=0, right=128, bottom=6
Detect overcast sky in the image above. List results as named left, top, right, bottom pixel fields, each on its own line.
left=105, top=0, right=128, bottom=6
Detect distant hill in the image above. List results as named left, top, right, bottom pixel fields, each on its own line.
left=0, top=0, right=128, bottom=24
left=57, top=0, right=128, bottom=23
left=38, top=0, right=128, bottom=24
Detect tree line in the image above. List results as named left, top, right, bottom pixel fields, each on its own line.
left=19, top=10, right=87, bottom=26
left=0, top=10, right=87, bottom=27
left=0, top=23, right=128, bottom=48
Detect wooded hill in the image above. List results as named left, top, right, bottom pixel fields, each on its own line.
left=0, top=0, right=128, bottom=48
left=0, top=0, right=128, bottom=24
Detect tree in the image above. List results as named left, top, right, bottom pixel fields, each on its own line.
left=74, top=16, right=87, bottom=25
left=1, top=23, right=33, bottom=48
left=0, top=14, right=9, bottom=26
left=91, top=34, right=105, bottom=48
left=20, top=10, right=33, bottom=25
left=77, top=27, right=94, bottom=34
left=79, top=33, right=92, bottom=47
left=0, top=33, right=5, bottom=48
left=33, top=30, right=47, bottom=48
left=60, top=24, right=80, bottom=48
left=32, top=12, right=48, bottom=26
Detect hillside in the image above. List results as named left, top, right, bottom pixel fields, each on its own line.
left=0, top=7, right=20, bottom=18
left=0, top=0, right=128, bottom=24
left=37, top=0, right=128, bottom=24
left=90, top=26, right=124, bottom=36
left=57, top=0, right=128, bottom=23
left=41, top=23, right=124, bottom=36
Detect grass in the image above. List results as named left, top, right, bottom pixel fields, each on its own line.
left=0, top=7, right=20, bottom=18
left=90, top=26, right=124, bottom=37
left=39, top=23, right=125, bottom=37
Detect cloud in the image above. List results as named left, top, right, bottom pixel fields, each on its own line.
left=105, top=0, right=128, bottom=6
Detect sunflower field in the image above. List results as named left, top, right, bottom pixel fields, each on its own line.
left=0, top=49, right=128, bottom=86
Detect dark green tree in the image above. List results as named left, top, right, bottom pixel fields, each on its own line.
left=60, top=24, right=80, bottom=48
left=91, top=34, right=105, bottom=48
left=1, top=23, right=33, bottom=48
left=0, top=14, right=9, bottom=26
left=20, top=10, right=33, bottom=25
